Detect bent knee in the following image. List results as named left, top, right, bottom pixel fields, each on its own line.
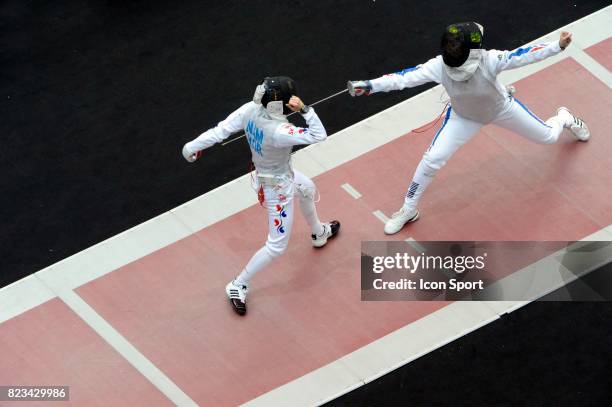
left=538, top=130, right=558, bottom=145
left=421, top=155, right=444, bottom=176
left=296, top=184, right=316, bottom=201
left=527, top=119, right=561, bottom=145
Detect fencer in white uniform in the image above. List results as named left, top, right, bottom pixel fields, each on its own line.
left=182, top=76, right=340, bottom=315
left=349, top=22, right=590, bottom=235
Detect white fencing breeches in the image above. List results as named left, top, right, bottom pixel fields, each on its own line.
left=235, top=170, right=323, bottom=286
left=402, top=98, right=566, bottom=211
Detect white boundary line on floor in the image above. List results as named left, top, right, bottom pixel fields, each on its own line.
left=56, top=287, right=197, bottom=406
left=0, top=6, right=609, bottom=407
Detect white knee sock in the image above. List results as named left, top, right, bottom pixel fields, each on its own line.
left=403, top=160, right=437, bottom=211
left=300, top=198, right=324, bottom=236
left=235, top=246, right=274, bottom=286
left=298, top=191, right=324, bottom=236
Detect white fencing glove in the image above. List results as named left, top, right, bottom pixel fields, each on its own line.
left=182, top=144, right=202, bottom=162
left=347, top=80, right=373, bottom=97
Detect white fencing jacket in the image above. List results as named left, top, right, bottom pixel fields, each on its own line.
left=370, top=41, right=563, bottom=123
left=185, top=102, right=327, bottom=177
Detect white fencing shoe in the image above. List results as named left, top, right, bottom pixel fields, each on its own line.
left=557, top=107, right=590, bottom=141
left=225, top=280, right=248, bottom=316
left=384, top=207, right=419, bottom=235
left=312, top=220, right=341, bottom=248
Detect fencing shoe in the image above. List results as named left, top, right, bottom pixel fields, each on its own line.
left=384, top=207, right=419, bottom=235
left=557, top=107, right=590, bottom=141
left=226, top=280, right=248, bottom=316
left=312, top=221, right=341, bottom=248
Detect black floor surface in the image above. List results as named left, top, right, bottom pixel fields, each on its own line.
left=327, top=301, right=612, bottom=406
left=2, top=1, right=610, bottom=405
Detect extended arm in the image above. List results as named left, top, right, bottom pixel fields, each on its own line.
left=348, top=57, right=441, bottom=96
left=182, top=102, right=255, bottom=162
left=489, top=32, right=572, bottom=75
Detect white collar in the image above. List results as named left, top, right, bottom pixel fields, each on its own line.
left=260, top=106, right=287, bottom=122
left=443, top=49, right=484, bottom=81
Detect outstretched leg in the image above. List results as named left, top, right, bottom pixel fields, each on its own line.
left=227, top=181, right=295, bottom=315
left=493, top=98, right=589, bottom=144
left=385, top=107, right=483, bottom=234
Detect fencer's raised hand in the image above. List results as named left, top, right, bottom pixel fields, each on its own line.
left=559, top=31, right=572, bottom=50
left=182, top=144, right=202, bottom=163
left=285, top=96, right=305, bottom=113
left=347, top=80, right=372, bottom=97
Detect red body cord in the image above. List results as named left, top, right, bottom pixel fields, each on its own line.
left=410, top=102, right=450, bottom=134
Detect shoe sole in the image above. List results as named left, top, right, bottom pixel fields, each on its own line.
left=573, top=131, right=590, bottom=141
left=229, top=298, right=247, bottom=316
left=384, top=210, right=420, bottom=235
left=571, top=125, right=590, bottom=141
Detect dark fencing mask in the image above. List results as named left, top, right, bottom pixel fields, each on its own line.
left=441, top=22, right=484, bottom=67
left=254, top=76, right=298, bottom=117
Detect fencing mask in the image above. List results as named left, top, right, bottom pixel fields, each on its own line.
left=441, top=22, right=484, bottom=67
left=441, top=22, right=484, bottom=81
left=253, top=76, right=298, bottom=118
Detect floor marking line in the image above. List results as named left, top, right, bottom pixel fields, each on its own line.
left=405, top=238, right=426, bottom=253
left=372, top=210, right=389, bottom=224
left=340, top=183, right=362, bottom=199
left=54, top=288, right=197, bottom=407
left=566, top=46, right=612, bottom=88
